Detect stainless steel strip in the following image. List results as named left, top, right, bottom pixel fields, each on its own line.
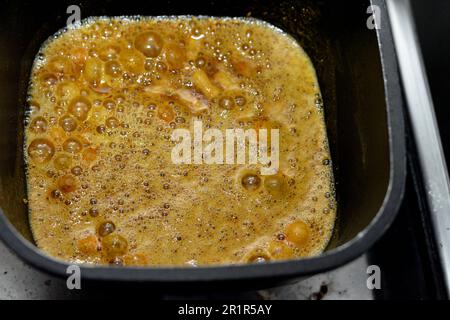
left=387, top=0, right=450, bottom=296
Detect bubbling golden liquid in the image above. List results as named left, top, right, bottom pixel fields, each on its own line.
left=25, top=17, right=336, bottom=266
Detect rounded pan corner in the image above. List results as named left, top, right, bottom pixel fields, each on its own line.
left=0, top=0, right=406, bottom=284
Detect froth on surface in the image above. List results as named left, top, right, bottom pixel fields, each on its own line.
left=25, top=16, right=336, bottom=266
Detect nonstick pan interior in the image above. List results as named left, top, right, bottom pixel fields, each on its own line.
left=0, top=0, right=405, bottom=284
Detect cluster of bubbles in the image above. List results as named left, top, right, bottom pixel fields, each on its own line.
left=25, top=17, right=336, bottom=265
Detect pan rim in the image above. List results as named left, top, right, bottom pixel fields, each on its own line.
left=0, top=0, right=406, bottom=284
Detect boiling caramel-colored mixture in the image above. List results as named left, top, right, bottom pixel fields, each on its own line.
left=25, top=17, right=336, bottom=266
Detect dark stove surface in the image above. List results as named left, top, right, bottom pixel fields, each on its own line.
left=368, top=127, right=448, bottom=300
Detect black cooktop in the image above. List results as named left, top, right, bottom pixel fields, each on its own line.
left=368, top=121, right=447, bottom=300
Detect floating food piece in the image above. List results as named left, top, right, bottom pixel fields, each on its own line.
left=213, top=69, right=240, bottom=91
left=191, top=69, right=220, bottom=99
left=145, top=86, right=209, bottom=114
left=144, top=84, right=170, bottom=96
left=174, top=89, right=209, bottom=113
left=77, top=234, right=100, bottom=255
